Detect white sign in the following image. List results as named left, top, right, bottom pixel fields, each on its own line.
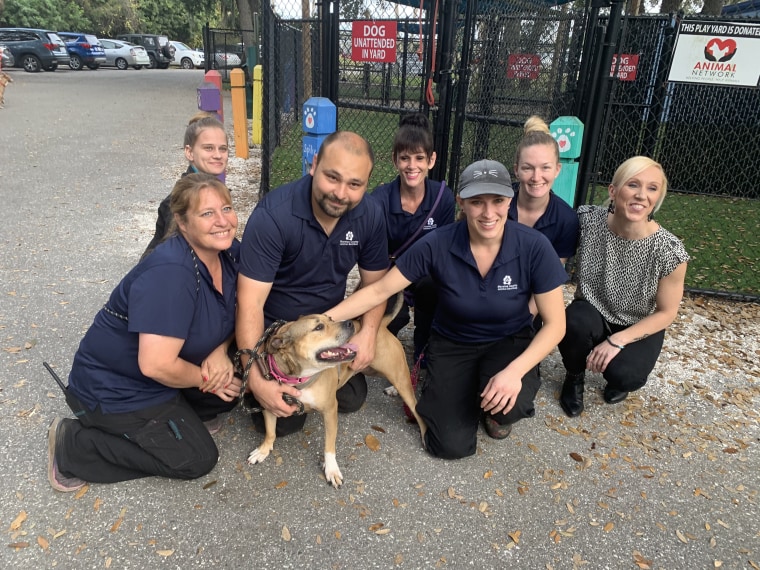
left=668, top=20, right=760, bottom=87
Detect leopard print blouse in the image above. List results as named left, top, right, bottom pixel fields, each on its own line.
left=574, top=205, right=690, bottom=326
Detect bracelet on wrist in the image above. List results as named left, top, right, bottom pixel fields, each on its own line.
left=606, top=336, right=626, bottom=350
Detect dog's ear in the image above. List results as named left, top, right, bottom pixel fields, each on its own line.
left=267, top=325, right=293, bottom=352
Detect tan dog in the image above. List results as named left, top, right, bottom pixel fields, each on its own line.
left=246, top=299, right=427, bottom=487
left=0, top=72, right=13, bottom=108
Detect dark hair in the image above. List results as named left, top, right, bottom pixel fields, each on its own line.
left=314, top=131, right=375, bottom=171
left=392, top=112, right=434, bottom=159
left=183, top=112, right=226, bottom=148
left=168, top=173, right=232, bottom=235
left=513, top=115, right=559, bottom=165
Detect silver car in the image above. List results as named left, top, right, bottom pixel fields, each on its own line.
left=1, top=44, right=14, bottom=68
left=99, top=39, right=151, bottom=70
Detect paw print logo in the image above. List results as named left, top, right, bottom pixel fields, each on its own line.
left=304, top=106, right=316, bottom=129
left=502, top=275, right=512, bottom=286
left=427, top=217, right=434, bottom=226
left=345, top=231, right=354, bottom=241
left=552, top=127, right=576, bottom=154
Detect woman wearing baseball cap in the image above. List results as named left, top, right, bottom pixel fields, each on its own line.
left=327, top=159, right=567, bottom=459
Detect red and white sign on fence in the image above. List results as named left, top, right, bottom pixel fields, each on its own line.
left=610, top=53, right=640, bottom=81
left=351, top=21, right=397, bottom=63
left=507, top=54, right=541, bottom=80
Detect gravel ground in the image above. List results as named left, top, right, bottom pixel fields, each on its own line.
left=0, top=69, right=758, bottom=570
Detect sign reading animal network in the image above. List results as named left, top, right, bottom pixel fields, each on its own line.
left=610, top=54, right=639, bottom=81
left=668, top=20, right=760, bottom=87
left=507, top=54, right=541, bottom=80
left=351, top=21, right=397, bottom=63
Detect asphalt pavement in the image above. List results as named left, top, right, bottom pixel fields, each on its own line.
left=0, top=68, right=758, bottom=569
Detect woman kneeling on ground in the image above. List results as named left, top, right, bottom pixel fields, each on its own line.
left=47, top=174, right=241, bottom=492
left=558, top=156, right=689, bottom=417
left=327, top=160, right=567, bottom=459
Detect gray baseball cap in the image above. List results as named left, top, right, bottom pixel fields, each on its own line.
left=458, top=159, right=514, bottom=199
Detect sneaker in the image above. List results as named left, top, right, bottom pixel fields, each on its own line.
left=47, top=418, right=86, bottom=493
left=483, top=416, right=512, bottom=440
left=203, top=416, right=223, bottom=435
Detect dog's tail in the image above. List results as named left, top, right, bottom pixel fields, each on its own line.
left=381, top=292, right=404, bottom=327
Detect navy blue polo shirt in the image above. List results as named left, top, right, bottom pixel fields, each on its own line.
left=68, top=235, right=240, bottom=414
left=508, top=190, right=579, bottom=259
left=395, top=221, right=568, bottom=343
left=240, top=175, right=389, bottom=323
left=370, top=176, right=456, bottom=256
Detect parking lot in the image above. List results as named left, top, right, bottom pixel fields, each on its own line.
left=1, top=70, right=759, bottom=569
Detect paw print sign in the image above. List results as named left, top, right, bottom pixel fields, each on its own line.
left=302, top=97, right=336, bottom=135
left=549, top=116, right=584, bottom=160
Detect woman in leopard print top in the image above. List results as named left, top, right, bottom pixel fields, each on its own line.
left=557, top=156, right=689, bottom=417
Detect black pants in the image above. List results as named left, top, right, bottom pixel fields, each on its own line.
left=57, top=389, right=237, bottom=483
left=558, top=299, right=665, bottom=392
left=416, top=329, right=541, bottom=460
left=387, top=276, right=437, bottom=357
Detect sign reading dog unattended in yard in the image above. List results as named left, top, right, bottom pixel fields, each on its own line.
left=351, top=21, right=397, bottom=63
left=668, top=19, right=760, bottom=87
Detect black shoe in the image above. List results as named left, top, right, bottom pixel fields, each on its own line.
left=559, top=372, right=585, bottom=417
left=337, top=373, right=367, bottom=413
left=603, top=385, right=629, bottom=404
left=483, top=416, right=512, bottom=439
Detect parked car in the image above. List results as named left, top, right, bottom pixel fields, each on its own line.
left=213, top=47, right=242, bottom=69
left=0, top=28, right=70, bottom=72
left=99, top=38, right=150, bottom=70
left=116, top=33, right=174, bottom=69
left=170, top=41, right=204, bottom=69
left=57, top=32, right=106, bottom=70
left=0, top=44, right=14, bottom=68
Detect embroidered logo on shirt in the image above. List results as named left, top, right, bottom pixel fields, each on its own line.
left=497, top=274, right=518, bottom=291
left=423, top=217, right=437, bottom=230
left=340, top=230, right=359, bottom=246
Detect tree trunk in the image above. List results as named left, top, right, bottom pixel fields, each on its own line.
left=659, top=0, right=682, bottom=13
left=700, top=0, right=725, bottom=15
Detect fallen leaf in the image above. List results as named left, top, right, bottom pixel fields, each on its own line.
left=723, top=447, right=738, bottom=454
left=9, top=511, right=27, bottom=531
left=156, top=550, right=174, bottom=556
left=375, top=528, right=391, bottom=535
left=603, top=522, right=614, bottom=532
left=275, top=481, right=288, bottom=489
left=676, top=530, right=689, bottom=543
left=508, top=530, right=521, bottom=544
left=394, top=553, right=403, bottom=564
left=483, top=470, right=493, bottom=479
left=371, top=425, right=386, bottom=433
left=365, top=434, right=381, bottom=451
left=202, top=481, right=217, bottom=490
left=93, top=497, right=103, bottom=511
left=74, top=485, right=89, bottom=499
left=282, top=526, right=291, bottom=541
left=570, top=452, right=583, bottom=462
left=36, top=536, right=49, bottom=550
left=369, top=523, right=384, bottom=532
left=7, top=542, right=30, bottom=550
left=334, top=531, right=341, bottom=540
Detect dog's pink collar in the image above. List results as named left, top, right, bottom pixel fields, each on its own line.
left=266, top=354, right=312, bottom=385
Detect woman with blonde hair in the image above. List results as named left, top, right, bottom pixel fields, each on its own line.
left=511, top=116, right=579, bottom=265
left=558, top=156, right=689, bottom=417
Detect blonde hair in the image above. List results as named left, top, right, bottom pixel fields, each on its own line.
left=514, top=115, right=559, bottom=165
left=609, top=156, right=669, bottom=213
left=184, top=112, right=226, bottom=148
left=168, top=173, right=233, bottom=235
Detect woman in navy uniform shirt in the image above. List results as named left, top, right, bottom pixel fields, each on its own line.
left=370, top=114, right=455, bottom=363
left=328, top=160, right=567, bottom=459
left=47, top=174, right=241, bottom=491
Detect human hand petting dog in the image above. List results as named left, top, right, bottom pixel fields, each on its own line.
left=200, top=344, right=234, bottom=395
left=248, top=368, right=302, bottom=417
left=347, top=327, right=376, bottom=371
left=480, top=370, right=522, bottom=415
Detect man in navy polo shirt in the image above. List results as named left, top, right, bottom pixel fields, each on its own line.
left=237, top=131, right=389, bottom=435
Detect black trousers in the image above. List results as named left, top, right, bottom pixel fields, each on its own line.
left=416, top=328, right=541, bottom=460
left=387, top=276, right=437, bottom=357
left=57, top=389, right=237, bottom=484
left=558, top=299, right=665, bottom=392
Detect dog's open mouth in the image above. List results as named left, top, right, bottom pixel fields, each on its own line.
left=317, top=343, right=358, bottom=362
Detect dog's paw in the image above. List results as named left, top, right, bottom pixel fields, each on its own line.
left=383, top=385, right=399, bottom=397
left=322, top=452, right=343, bottom=488
left=247, top=447, right=271, bottom=465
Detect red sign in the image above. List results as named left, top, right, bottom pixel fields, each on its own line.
left=507, top=53, right=541, bottom=80
left=351, top=21, right=397, bottom=63
left=610, top=53, right=640, bottom=81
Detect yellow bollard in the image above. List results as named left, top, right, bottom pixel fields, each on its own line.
left=229, top=68, right=249, bottom=159
left=252, top=65, right=263, bottom=146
